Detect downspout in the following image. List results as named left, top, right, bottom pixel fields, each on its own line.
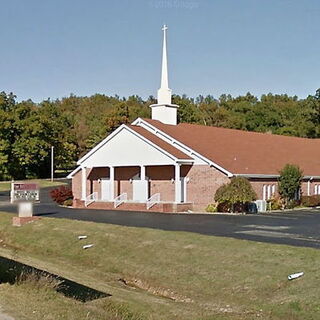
left=308, top=177, right=313, bottom=196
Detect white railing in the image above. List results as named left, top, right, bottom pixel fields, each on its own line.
left=85, top=192, right=98, bottom=207
left=114, top=193, right=127, bottom=208
left=146, top=193, right=160, bottom=210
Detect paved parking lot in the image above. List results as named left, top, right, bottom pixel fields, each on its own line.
left=1, top=188, right=320, bottom=249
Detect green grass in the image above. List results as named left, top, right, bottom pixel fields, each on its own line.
left=0, top=212, right=319, bottom=319
left=0, top=179, right=67, bottom=192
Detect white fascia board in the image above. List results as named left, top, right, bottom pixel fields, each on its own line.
left=304, top=176, right=320, bottom=180
left=67, top=166, right=81, bottom=179
left=237, top=174, right=320, bottom=180
left=133, top=118, right=233, bottom=177
left=77, top=124, right=127, bottom=165
left=236, top=174, right=280, bottom=179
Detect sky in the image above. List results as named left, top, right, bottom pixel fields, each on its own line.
left=0, top=0, right=319, bottom=102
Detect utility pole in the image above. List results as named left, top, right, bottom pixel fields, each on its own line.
left=51, top=146, right=54, bottom=182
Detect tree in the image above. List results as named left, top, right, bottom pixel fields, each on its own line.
left=214, top=177, right=257, bottom=212
left=278, top=164, right=303, bottom=207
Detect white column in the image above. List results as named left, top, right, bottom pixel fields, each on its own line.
left=140, top=165, right=146, bottom=180
left=307, top=180, right=310, bottom=196
left=81, top=167, right=87, bottom=200
left=175, top=164, right=181, bottom=203
left=110, top=166, right=115, bottom=200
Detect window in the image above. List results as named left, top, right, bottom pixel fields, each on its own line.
left=263, top=184, right=276, bottom=200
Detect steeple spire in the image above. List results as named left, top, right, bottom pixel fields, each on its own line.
left=150, top=25, right=178, bottom=125
left=160, top=24, right=169, bottom=90
left=157, top=24, right=172, bottom=105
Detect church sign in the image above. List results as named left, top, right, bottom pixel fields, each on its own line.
left=11, top=183, right=40, bottom=203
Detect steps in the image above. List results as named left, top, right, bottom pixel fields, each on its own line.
left=73, top=199, right=193, bottom=213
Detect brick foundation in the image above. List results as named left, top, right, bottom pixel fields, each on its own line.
left=12, top=216, right=40, bottom=227
left=73, top=199, right=193, bottom=213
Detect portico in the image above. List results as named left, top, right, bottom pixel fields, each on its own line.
left=79, top=163, right=191, bottom=206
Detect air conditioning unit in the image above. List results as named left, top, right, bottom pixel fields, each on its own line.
left=255, top=200, right=267, bottom=213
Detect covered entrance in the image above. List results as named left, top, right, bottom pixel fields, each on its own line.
left=70, top=124, right=194, bottom=210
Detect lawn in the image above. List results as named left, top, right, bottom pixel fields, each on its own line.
left=0, top=211, right=319, bottom=320
left=0, top=179, right=67, bottom=192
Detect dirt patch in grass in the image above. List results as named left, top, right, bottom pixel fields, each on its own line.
left=118, top=277, right=193, bottom=303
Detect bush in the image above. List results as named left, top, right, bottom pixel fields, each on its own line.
left=63, top=199, right=73, bottom=206
left=214, top=177, right=257, bottom=213
left=267, top=196, right=282, bottom=210
left=216, top=201, right=231, bottom=213
left=205, top=204, right=217, bottom=213
left=287, top=199, right=300, bottom=209
left=216, top=201, right=254, bottom=213
left=278, top=164, right=303, bottom=207
left=301, top=195, right=320, bottom=207
left=50, top=186, right=73, bottom=205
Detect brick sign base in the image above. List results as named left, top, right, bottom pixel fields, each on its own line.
left=12, top=216, right=40, bottom=227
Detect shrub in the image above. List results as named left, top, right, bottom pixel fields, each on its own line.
left=205, top=203, right=217, bottom=213
left=267, top=196, right=282, bottom=210
left=278, top=164, right=303, bottom=208
left=301, top=195, right=320, bottom=207
left=50, top=186, right=73, bottom=205
left=214, top=177, right=257, bottom=213
left=63, top=199, right=73, bottom=206
left=216, top=201, right=231, bottom=213
left=287, top=199, right=300, bottom=209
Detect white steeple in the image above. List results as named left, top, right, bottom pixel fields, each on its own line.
left=158, top=25, right=171, bottom=104
left=150, top=25, right=178, bottom=125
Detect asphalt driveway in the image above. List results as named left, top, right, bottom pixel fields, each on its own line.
left=0, top=187, right=319, bottom=249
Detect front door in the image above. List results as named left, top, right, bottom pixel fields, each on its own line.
left=101, top=179, right=111, bottom=201
left=132, top=180, right=148, bottom=202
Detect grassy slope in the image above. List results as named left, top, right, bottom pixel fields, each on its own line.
left=0, top=212, right=319, bottom=320
left=0, top=180, right=67, bottom=192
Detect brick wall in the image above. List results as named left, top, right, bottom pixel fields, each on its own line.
left=301, top=179, right=320, bottom=196
left=147, top=166, right=175, bottom=202
left=250, top=180, right=276, bottom=200
left=72, top=170, right=82, bottom=200
left=115, top=167, right=140, bottom=199
left=184, top=165, right=230, bottom=210
left=249, top=179, right=320, bottom=200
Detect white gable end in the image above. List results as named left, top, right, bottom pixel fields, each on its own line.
left=80, top=127, right=177, bottom=168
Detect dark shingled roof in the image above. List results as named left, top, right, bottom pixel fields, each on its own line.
left=142, top=119, right=320, bottom=176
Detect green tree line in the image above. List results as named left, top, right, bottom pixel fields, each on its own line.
left=0, top=89, right=319, bottom=180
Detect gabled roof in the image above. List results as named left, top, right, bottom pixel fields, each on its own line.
left=127, top=125, right=192, bottom=161
left=141, top=119, right=320, bottom=177
left=67, top=123, right=193, bottom=178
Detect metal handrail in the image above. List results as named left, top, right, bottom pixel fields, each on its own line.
left=114, top=193, right=127, bottom=208
left=85, top=192, right=98, bottom=207
left=146, top=193, right=160, bottom=209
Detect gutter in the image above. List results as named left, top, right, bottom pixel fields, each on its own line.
left=235, top=174, right=320, bottom=180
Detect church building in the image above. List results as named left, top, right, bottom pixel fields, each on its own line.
left=68, top=26, right=320, bottom=212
